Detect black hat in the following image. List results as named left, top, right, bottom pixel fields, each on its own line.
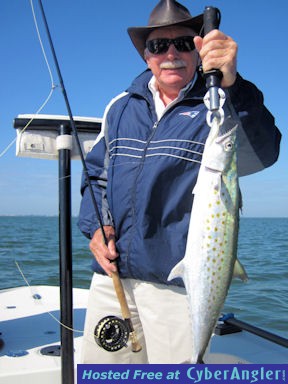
left=127, top=0, right=203, bottom=59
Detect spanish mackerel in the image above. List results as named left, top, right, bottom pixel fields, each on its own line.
left=168, top=114, right=247, bottom=364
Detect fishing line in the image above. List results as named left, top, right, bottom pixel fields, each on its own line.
left=14, top=259, right=121, bottom=349
left=0, top=94, right=53, bottom=158
left=15, top=258, right=135, bottom=350
left=0, top=0, right=57, bottom=159
left=30, top=0, right=55, bottom=88
left=14, top=260, right=83, bottom=334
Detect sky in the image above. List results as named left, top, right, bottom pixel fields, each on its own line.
left=0, top=0, right=287, bottom=217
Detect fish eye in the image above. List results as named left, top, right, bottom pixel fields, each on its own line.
left=224, top=141, right=233, bottom=151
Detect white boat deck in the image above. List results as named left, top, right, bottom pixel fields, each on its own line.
left=1, top=285, right=287, bottom=384
left=0, top=286, right=87, bottom=384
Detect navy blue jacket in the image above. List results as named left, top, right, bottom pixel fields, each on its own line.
left=78, top=69, right=281, bottom=286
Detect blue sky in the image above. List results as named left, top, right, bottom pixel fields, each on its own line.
left=0, top=0, right=287, bottom=217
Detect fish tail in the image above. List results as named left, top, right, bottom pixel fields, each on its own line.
left=197, top=357, right=205, bottom=364
left=190, top=355, right=205, bottom=364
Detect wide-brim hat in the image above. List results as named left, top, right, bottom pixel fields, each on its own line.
left=127, top=0, right=203, bottom=60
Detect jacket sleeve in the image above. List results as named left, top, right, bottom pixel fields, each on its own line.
left=226, top=73, right=281, bottom=176
left=77, top=109, right=113, bottom=239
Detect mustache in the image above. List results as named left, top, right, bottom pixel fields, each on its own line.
left=160, top=59, right=187, bottom=69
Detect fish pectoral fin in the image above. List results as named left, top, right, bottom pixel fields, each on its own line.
left=167, top=260, right=185, bottom=282
left=233, top=259, right=248, bottom=282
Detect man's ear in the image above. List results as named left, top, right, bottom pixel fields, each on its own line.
left=144, top=48, right=151, bottom=68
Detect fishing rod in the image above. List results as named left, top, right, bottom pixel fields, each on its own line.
left=36, top=0, right=141, bottom=379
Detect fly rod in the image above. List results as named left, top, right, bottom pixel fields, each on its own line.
left=36, top=0, right=141, bottom=379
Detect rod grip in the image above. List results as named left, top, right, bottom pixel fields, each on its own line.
left=203, top=6, right=221, bottom=35
left=111, top=267, right=131, bottom=319
left=111, top=265, right=142, bottom=352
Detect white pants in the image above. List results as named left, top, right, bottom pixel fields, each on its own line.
left=81, top=273, right=194, bottom=364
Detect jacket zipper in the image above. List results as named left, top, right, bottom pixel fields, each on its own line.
left=126, top=120, right=159, bottom=274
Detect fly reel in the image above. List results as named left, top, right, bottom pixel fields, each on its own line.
left=94, top=315, right=129, bottom=352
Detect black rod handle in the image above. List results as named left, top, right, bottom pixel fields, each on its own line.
left=203, top=6, right=223, bottom=111
left=204, top=6, right=221, bottom=35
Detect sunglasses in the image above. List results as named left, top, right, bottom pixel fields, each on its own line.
left=146, top=36, right=196, bottom=55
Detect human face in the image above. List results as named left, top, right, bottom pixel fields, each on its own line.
left=145, top=26, right=199, bottom=98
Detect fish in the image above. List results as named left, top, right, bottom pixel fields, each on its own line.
left=168, top=114, right=248, bottom=364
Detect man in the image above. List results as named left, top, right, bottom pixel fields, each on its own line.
left=78, top=0, right=281, bottom=363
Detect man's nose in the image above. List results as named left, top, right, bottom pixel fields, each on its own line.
left=166, top=43, right=179, bottom=58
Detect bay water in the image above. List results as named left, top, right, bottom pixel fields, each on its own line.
left=1, top=216, right=287, bottom=338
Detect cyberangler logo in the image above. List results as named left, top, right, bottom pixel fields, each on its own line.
left=186, top=366, right=286, bottom=383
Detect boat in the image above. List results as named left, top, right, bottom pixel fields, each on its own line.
left=1, top=114, right=288, bottom=384
left=1, top=286, right=288, bottom=384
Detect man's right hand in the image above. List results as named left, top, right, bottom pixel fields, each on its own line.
left=89, top=225, right=119, bottom=276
